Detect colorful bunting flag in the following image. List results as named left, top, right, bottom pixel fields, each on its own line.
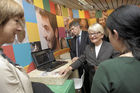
left=79, top=10, right=85, bottom=18
left=56, top=16, right=64, bottom=27
left=88, top=18, right=96, bottom=26
left=43, top=0, right=50, bottom=12
left=49, top=0, right=56, bottom=14
left=72, top=9, right=79, bottom=18
left=34, top=0, right=44, bottom=9
left=84, top=11, right=90, bottom=18
left=58, top=27, right=66, bottom=38
left=107, top=9, right=114, bottom=16
left=95, top=10, right=102, bottom=18
left=61, top=6, right=68, bottom=17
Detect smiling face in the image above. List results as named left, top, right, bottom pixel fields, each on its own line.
left=88, top=23, right=104, bottom=46
left=88, top=30, right=104, bottom=45
left=0, top=17, right=23, bottom=45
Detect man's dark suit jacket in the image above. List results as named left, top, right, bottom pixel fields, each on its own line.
left=70, top=41, right=120, bottom=91
left=70, top=31, right=90, bottom=58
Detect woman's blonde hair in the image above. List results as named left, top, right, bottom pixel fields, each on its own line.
left=88, top=23, right=104, bottom=34
left=0, top=0, right=24, bottom=25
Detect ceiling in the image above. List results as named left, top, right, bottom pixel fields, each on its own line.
left=52, top=0, right=140, bottom=10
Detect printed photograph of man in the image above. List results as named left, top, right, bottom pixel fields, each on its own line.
left=36, top=7, right=60, bottom=51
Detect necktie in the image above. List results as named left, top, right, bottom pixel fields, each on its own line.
left=76, top=35, right=80, bottom=57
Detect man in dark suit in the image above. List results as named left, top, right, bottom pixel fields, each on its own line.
left=68, top=21, right=90, bottom=77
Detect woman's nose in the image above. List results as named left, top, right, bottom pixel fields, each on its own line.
left=17, top=25, right=23, bottom=31
left=17, top=20, right=25, bottom=32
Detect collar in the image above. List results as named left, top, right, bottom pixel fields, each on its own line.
left=79, top=30, right=82, bottom=37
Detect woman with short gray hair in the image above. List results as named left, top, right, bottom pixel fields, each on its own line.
left=59, top=23, right=119, bottom=92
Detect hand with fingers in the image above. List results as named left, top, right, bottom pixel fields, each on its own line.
left=59, top=66, right=73, bottom=76
left=72, top=57, right=79, bottom=63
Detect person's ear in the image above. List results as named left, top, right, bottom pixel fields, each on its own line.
left=101, top=34, right=104, bottom=39
left=113, top=29, right=119, bottom=40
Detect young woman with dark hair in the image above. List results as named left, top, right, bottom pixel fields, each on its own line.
left=91, top=5, right=140, bottom=93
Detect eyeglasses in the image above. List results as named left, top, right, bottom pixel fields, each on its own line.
left=88, top=32, right=101, bottom=36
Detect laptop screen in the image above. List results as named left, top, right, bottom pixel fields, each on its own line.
left=31, top=48, right=55, bottom=67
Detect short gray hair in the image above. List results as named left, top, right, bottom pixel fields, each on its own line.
left=88, top=23, right=104, bottom=34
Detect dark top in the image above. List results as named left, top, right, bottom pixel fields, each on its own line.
left=70, top=31, right=90, bottom=58
left=70, top=41, right=119, bottom=69
left=91, top=57, right=140, bottom=93
left=70, top=41, right=119, bottom=88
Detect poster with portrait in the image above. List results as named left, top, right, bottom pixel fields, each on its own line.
left=35, top=7, right=60, bottom=51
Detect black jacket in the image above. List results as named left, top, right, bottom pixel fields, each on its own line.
left=70, top=31, right=90, bottom=58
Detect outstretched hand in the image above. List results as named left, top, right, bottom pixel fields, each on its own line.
left=72, top=57, right=79, bottom=62
left=59, top=66, right=73, bottom=76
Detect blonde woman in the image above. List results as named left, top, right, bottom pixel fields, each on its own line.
left=0, top=0, right=53, bottom=93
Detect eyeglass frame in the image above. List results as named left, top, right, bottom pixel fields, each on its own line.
left=88, top=32, right=101, bottom=36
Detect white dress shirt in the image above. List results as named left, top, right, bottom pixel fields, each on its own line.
left=95, top=42, right=102, bottom=58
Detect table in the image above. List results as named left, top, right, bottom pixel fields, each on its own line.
left=28, top=59, right=76, bottom=93
left=28, top=59, right=72, bottom=85
left=47, top=80, right=75, bottom=93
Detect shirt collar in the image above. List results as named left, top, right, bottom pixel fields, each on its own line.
left=79, top=30, right=82, bottom=37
